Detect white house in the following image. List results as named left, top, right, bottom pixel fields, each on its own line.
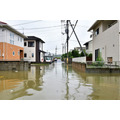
left=83, top=40, right=93, bottom=55
left=88, top=20, right=120, bottom=62
left=24, top=36, right=46, bottom=63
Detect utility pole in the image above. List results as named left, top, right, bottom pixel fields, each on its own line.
left=65, top=20, right=69, bottom=64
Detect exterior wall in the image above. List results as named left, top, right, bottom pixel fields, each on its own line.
left=0, top=42, right=23, bottom=61
left=39, top=42, right=43, bottom=50
left=0, top=28, right=24, bottom=61
left=86, top=41, right=93, bottom=54
left=0, top=28, right=24, bottom=47
left=24, top=40, right=36, bottom=62
left=92, top=21, right=119, bottom=62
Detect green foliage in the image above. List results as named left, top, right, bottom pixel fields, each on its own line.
left=61, top=49, right=93, bottom=61
left=80, top=51, right=85, bottom=57
left=72, top=50, right=80, bottom=57
left=88, top=53, right=92, bottom=57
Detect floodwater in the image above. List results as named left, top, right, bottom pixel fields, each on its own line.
left=0, top=60, right=120, bottom=100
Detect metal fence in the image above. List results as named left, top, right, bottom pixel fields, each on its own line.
left=86, top=61, right=120, bottom=68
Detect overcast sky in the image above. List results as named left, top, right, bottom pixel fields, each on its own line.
left=4, top=20, right=95, bottom=55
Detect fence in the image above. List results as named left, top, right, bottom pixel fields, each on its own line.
left=72, top=57, right=86, bottom=63
left=86, top=61, right=120, bottom=68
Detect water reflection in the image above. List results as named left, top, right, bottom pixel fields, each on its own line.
left=73, top=68, right=120, bottom=100
left=0, top=65, right=45, bottom=100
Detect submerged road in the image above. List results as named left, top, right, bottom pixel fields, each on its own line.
left=0, top=60, right=120, bottom=100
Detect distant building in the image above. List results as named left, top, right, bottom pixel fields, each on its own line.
left=83, top=40, right=93, bottom=54
left=74, top=47, right=86, bottom=54
left=88, top=20, right=120, bottom=62
left=24, top=36, right=46, bottom=63
left=0, top=21, right=27, bottom=61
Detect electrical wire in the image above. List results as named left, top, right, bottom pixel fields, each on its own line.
left=11, top=20, right=42, bottom=26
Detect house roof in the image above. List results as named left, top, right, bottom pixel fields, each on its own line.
left=88, top=20, right=102, bottom=31
left=0, top=21, right=27, bottom=38
left=25, top=36, right=45, bottom=43
left=84, top=40, right=93, bottom=45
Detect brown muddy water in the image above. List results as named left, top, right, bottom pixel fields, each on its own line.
left=0, top=60, right=120, bottom=100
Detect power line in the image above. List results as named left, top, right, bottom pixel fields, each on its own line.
left=16, top=25, right=62, bottom=30
left=11, top=20, right=42, bottom=26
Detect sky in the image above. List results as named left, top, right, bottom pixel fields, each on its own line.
left=4, top=20, right=95, bottom=55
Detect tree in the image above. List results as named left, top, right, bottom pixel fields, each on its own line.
left=72, top=50, right=80, bottom=57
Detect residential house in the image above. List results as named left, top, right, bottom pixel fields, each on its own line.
left=0, top=21, right=27, bottom=61
left=88, top=20, right=120, bottom=62
left=24, top=36, right=45, bottom=63
left=74, top=47, right=86, bottom=54
left=83, top=40, right=93, bottom=54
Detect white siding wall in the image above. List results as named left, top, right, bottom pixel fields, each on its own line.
left=0, top=28, right=24, bottom=47
left=24, top=40, right=36, bottom=62
left=0, top=28, right=6, bottom=42
left=93, top=21, right=119, bottom=61
left=39, top=42, right=43, bottom=50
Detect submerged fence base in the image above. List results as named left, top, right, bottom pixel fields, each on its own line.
left=0, top=61, right=30, bottom=71
left=72, top=62, right=120, bottom=73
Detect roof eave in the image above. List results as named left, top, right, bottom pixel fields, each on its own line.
left=1, top=24, right=27, bottom=38
left=88, top=20, right=102, bottom=31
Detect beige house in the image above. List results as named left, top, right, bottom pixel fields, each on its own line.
left=88, top=20, right=120, bottom=62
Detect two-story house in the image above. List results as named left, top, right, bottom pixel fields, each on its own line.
left=24, top=36, right=46, bottom=63
left=88, top=20, right=120, bottom=62
left=0, top=21, right=27, bottom=61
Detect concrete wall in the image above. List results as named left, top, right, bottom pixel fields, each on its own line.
left=0, top=61, right=30, bottom=71
left=72, top=62, right=86, bottom=72
left=92, top=21, right=119, bottom=62
left=72, top=57, right=86, bottom=63
left=72, top=62, right=120, bottom=73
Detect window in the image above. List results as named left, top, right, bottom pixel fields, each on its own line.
left=18, top=37, right=19, bottom=41
left=32, top=53, right=34, bottom=57
left=24, top=53, right=27, bottom=57
left=13, top=51, right=15, bottom=56
left=24, top=42, right=27, bottom=46
left=28, top=42, right=34, bottom=47
left=10, top=32, right=14, bottom=45
left=107, top=57, right=112, bottom=64
left=95, top=28, right=99, bottom=36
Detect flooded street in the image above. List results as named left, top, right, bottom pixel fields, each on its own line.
left=0, top=60, right=120, bottom=100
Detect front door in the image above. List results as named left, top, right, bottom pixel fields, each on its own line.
left=20, top=50, right=23, bottom=60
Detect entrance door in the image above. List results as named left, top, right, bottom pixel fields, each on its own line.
left=20, top=50, right=23, bottom=60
